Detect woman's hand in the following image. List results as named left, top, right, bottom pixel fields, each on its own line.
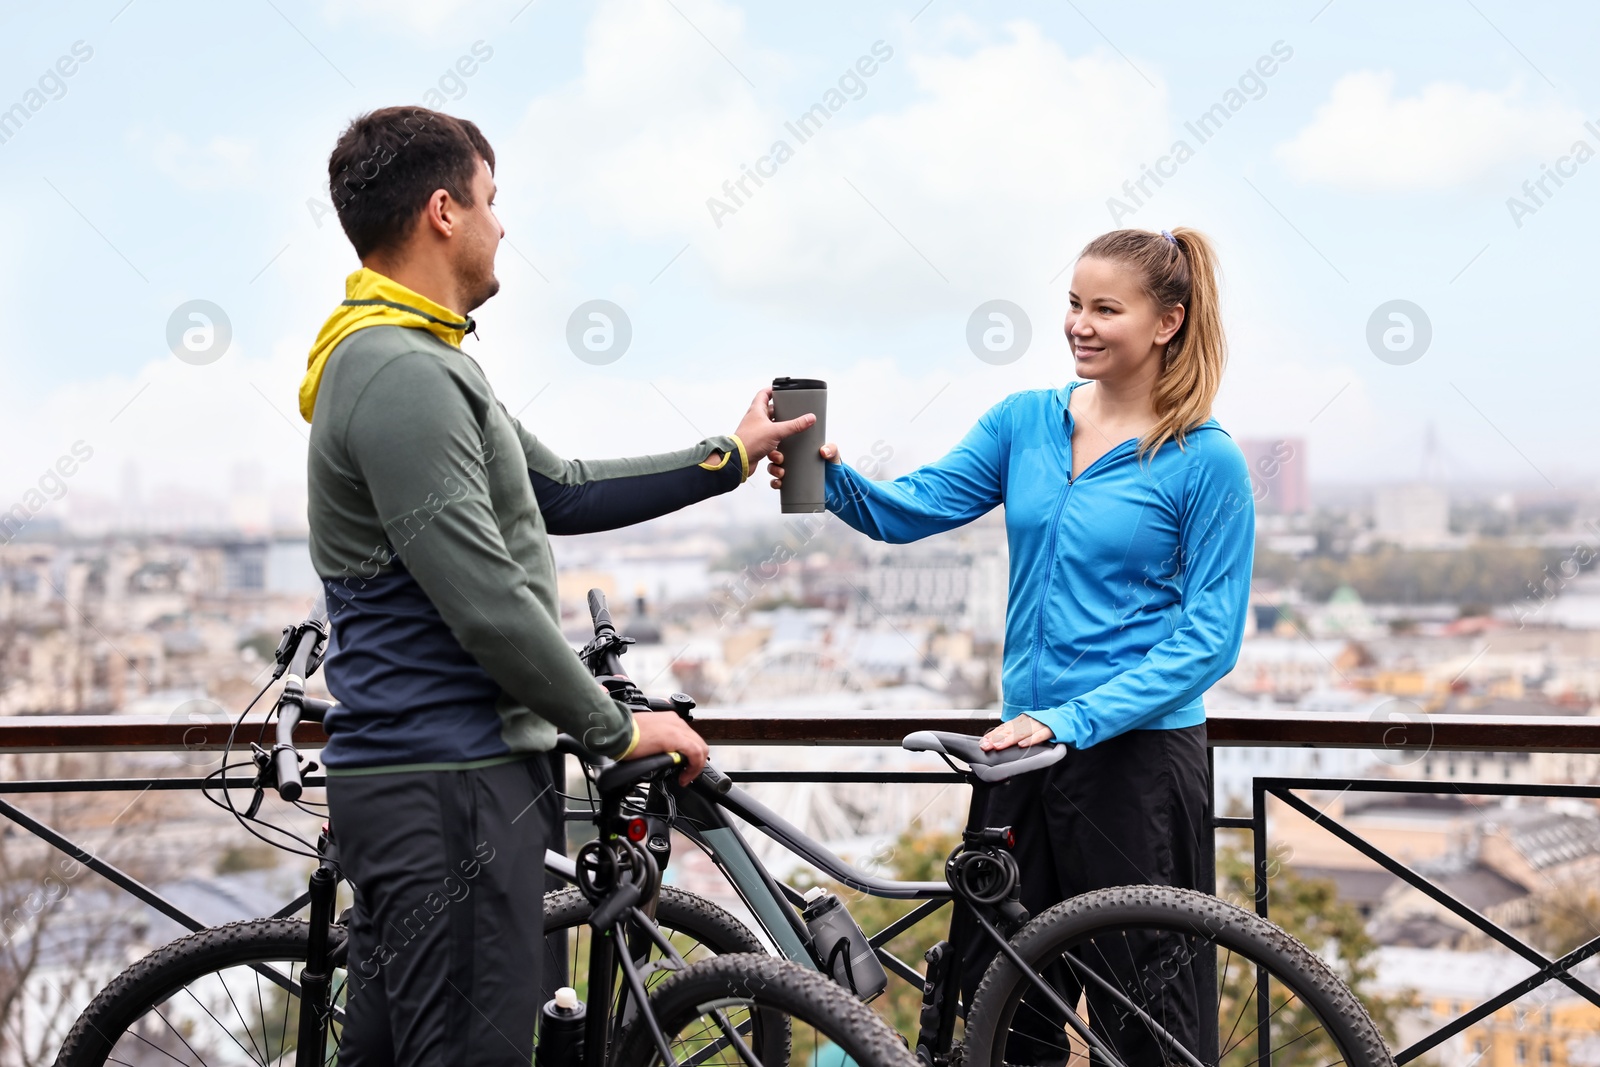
left=980, top=714, right=1053, bottom=751
left=768, top=442, right=841, bottom=489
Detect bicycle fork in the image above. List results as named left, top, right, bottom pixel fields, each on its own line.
left=294, top=858, right=340, bottom=1067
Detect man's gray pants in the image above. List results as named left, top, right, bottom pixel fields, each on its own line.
left=328, top=754, right=559, bottom=1067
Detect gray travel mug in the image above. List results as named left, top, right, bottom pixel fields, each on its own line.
left=771, top=377, right=827, bottom=513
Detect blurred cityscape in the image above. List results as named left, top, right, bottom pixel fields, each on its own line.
left=6, top=437, right=1600, bottom=1064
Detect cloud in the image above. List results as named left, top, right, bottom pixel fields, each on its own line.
left=128, top=128, right=260, bottom=192
left=1274, top=71, right=1583, bottom=191
left=0, top=333, right=313, bottom=527
left=504, top=1, right=1167, bottom=318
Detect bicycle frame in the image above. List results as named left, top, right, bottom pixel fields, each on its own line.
left=590, top=759, right=991, bottom=1066
left=674, top=771, right=948, bottom=955
left=594, top=761, right=1201, bottom=1067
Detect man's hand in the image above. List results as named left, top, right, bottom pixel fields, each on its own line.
left=625, top=712, right=710, bottom=784
left=769, top=442, right=841, bottom=489
left=733, top=387, right=816, bottom=480
left=979, top=714, right=1053, bottom=751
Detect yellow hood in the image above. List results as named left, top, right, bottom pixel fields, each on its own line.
left=300, top=268, right=475, bottom=421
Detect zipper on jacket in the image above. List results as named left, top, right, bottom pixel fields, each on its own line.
left=1030, top=386, right=1133, bottom=709
left=1032, top=389, right=1080, bottom=708
left=1031, top=479, right=1072, bottom=708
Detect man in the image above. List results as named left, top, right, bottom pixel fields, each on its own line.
left=302, top=106, right=810, bottom=1066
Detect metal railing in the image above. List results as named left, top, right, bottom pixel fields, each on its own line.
left=5, top=708, right=1600, bottom=1063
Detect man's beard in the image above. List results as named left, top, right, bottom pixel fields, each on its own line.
left=464, top=267, right=500, bottom=313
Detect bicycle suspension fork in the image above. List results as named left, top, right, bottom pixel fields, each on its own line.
left=294, top=854, right=340, bottom=1067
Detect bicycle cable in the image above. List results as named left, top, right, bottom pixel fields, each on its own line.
left=199, top=667, right=323, bottom=860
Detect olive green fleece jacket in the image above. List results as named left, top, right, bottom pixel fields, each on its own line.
left=306, top=324, right=745, bottom=770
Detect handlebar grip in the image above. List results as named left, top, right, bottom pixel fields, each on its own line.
left=276, top=747, right=304, bottom=802
left=299, top=696, right=335, bottom=724
left=286, top=626, right=322, bottom=681
left=595, top=751, right=681, bottom=797
left=588, top=588, right=614, bottom=634
left=274, top=681, right=307, bottom=802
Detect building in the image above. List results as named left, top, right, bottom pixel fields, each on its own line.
left=1238, top=437, right=1309, bottom=516
left=1374, top=484, right=1451, bottom=548
left=1370, top=947, right=1600, bottom=1067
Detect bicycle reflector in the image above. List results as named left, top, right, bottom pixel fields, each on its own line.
left=626, top=817, right=648, bottom=842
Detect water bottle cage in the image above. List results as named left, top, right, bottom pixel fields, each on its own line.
left=824, top=936, right=861, bottom=994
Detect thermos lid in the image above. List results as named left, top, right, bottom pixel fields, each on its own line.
left=773, top=376, right=827, bottom=390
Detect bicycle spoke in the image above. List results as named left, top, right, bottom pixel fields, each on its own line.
left=277, top=962, right=292, bottom=1067
left=1224, top=987, right=1291, bottom=1060
left=1095, top=928, right=1158, bottom=1047
left=210, top=967, right=269, bottom=1064
left=706, top=1006, right=767, bottom=1067
left=1008, top=995, right=1078, bottom=1058
left=1264, top=1011, right=1339, bottom=1063
left=118, top=1022, right=197, bottom=1067
left=145, top=1002, right=218, bottom=1066
left=1219, top=949, right=1257, bottom=1057
left=680, top=1010, right=757, bottom=1067
left=180, top=982, right=267, bottom=1064
left=1220, top=980, right=1314, bottom=1061
left=1216, top=945, right=1237, bottom=1048
left=324, top=970, right=348, bottom=1067
left=253, top=962, right=269, bottom=1063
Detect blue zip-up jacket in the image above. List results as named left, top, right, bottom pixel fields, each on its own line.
left=824, top=381, right=1255, bottom=749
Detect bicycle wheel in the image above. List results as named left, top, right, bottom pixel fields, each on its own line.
left=54, top=918, right=346, bottom=1067
left=55, top=887, right=766, bottom=1067
left=964, top=886, right=1395, bottom=1067
left=544, top=883, right=768, bottom=1004
left=614, top=953, right=917, bottom=1067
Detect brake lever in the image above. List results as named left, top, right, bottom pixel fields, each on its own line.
left=245, top=743, right=272, bottom=818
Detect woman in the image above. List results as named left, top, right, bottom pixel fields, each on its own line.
left=768, top=227, right=1255, bottom=1062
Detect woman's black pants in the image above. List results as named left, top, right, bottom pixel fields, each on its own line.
left=956, top=722, right=1217, bottom=1066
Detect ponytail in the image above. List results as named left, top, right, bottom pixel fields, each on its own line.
left=1077, top=226, right=1226, bottom=461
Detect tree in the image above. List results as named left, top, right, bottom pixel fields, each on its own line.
left=0, top=752, right=179, bottom=1067
left=797, top=828, right=960, bottom=1041
left=1216, top=838, right=1419, bottom=1065
left=1530, top=883, right=1600, bottom=958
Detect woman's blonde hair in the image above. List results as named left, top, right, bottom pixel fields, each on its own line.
left=1078, top=226, right=1226, bottom=461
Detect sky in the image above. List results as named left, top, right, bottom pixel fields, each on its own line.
left=3, top=0, right=1599, bottom=529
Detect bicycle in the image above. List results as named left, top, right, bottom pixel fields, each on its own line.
left=52, top=598, right=917, bottom=1067
left=57, top=593, right=1396, bottom=1067
left=565, top=589, right=1397, bottom=1067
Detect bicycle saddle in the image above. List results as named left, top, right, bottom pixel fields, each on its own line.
left=902, top=730, right=1067, bottom=783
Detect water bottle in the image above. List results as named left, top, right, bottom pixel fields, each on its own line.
left=802, top=888, right=888, bottom=1000
left=771, top=377, right=828, bottom=513
left=535, top=986, right=586, bottom=1067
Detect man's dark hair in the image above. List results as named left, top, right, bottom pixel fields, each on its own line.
left=327, top=106, right=496, bottom=259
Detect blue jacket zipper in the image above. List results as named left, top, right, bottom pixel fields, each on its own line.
left=1030, top=397, right=1133, bottom=709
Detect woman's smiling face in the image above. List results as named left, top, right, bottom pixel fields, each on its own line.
left=1065, top=256, right=1184, bottom=382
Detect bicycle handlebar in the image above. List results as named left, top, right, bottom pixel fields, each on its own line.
left=585, top=589, right=630, bottom=680
left=588, top=588, right=615, bottom=636
left=273, top=595, right=331, bottom=803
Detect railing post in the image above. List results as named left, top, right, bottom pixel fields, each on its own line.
left=1200, top=741, right=1219, bottom=1063
left=1253, top=777, right=1270, bottom=1065
left=1203, top=744, right=1217, bottom=896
